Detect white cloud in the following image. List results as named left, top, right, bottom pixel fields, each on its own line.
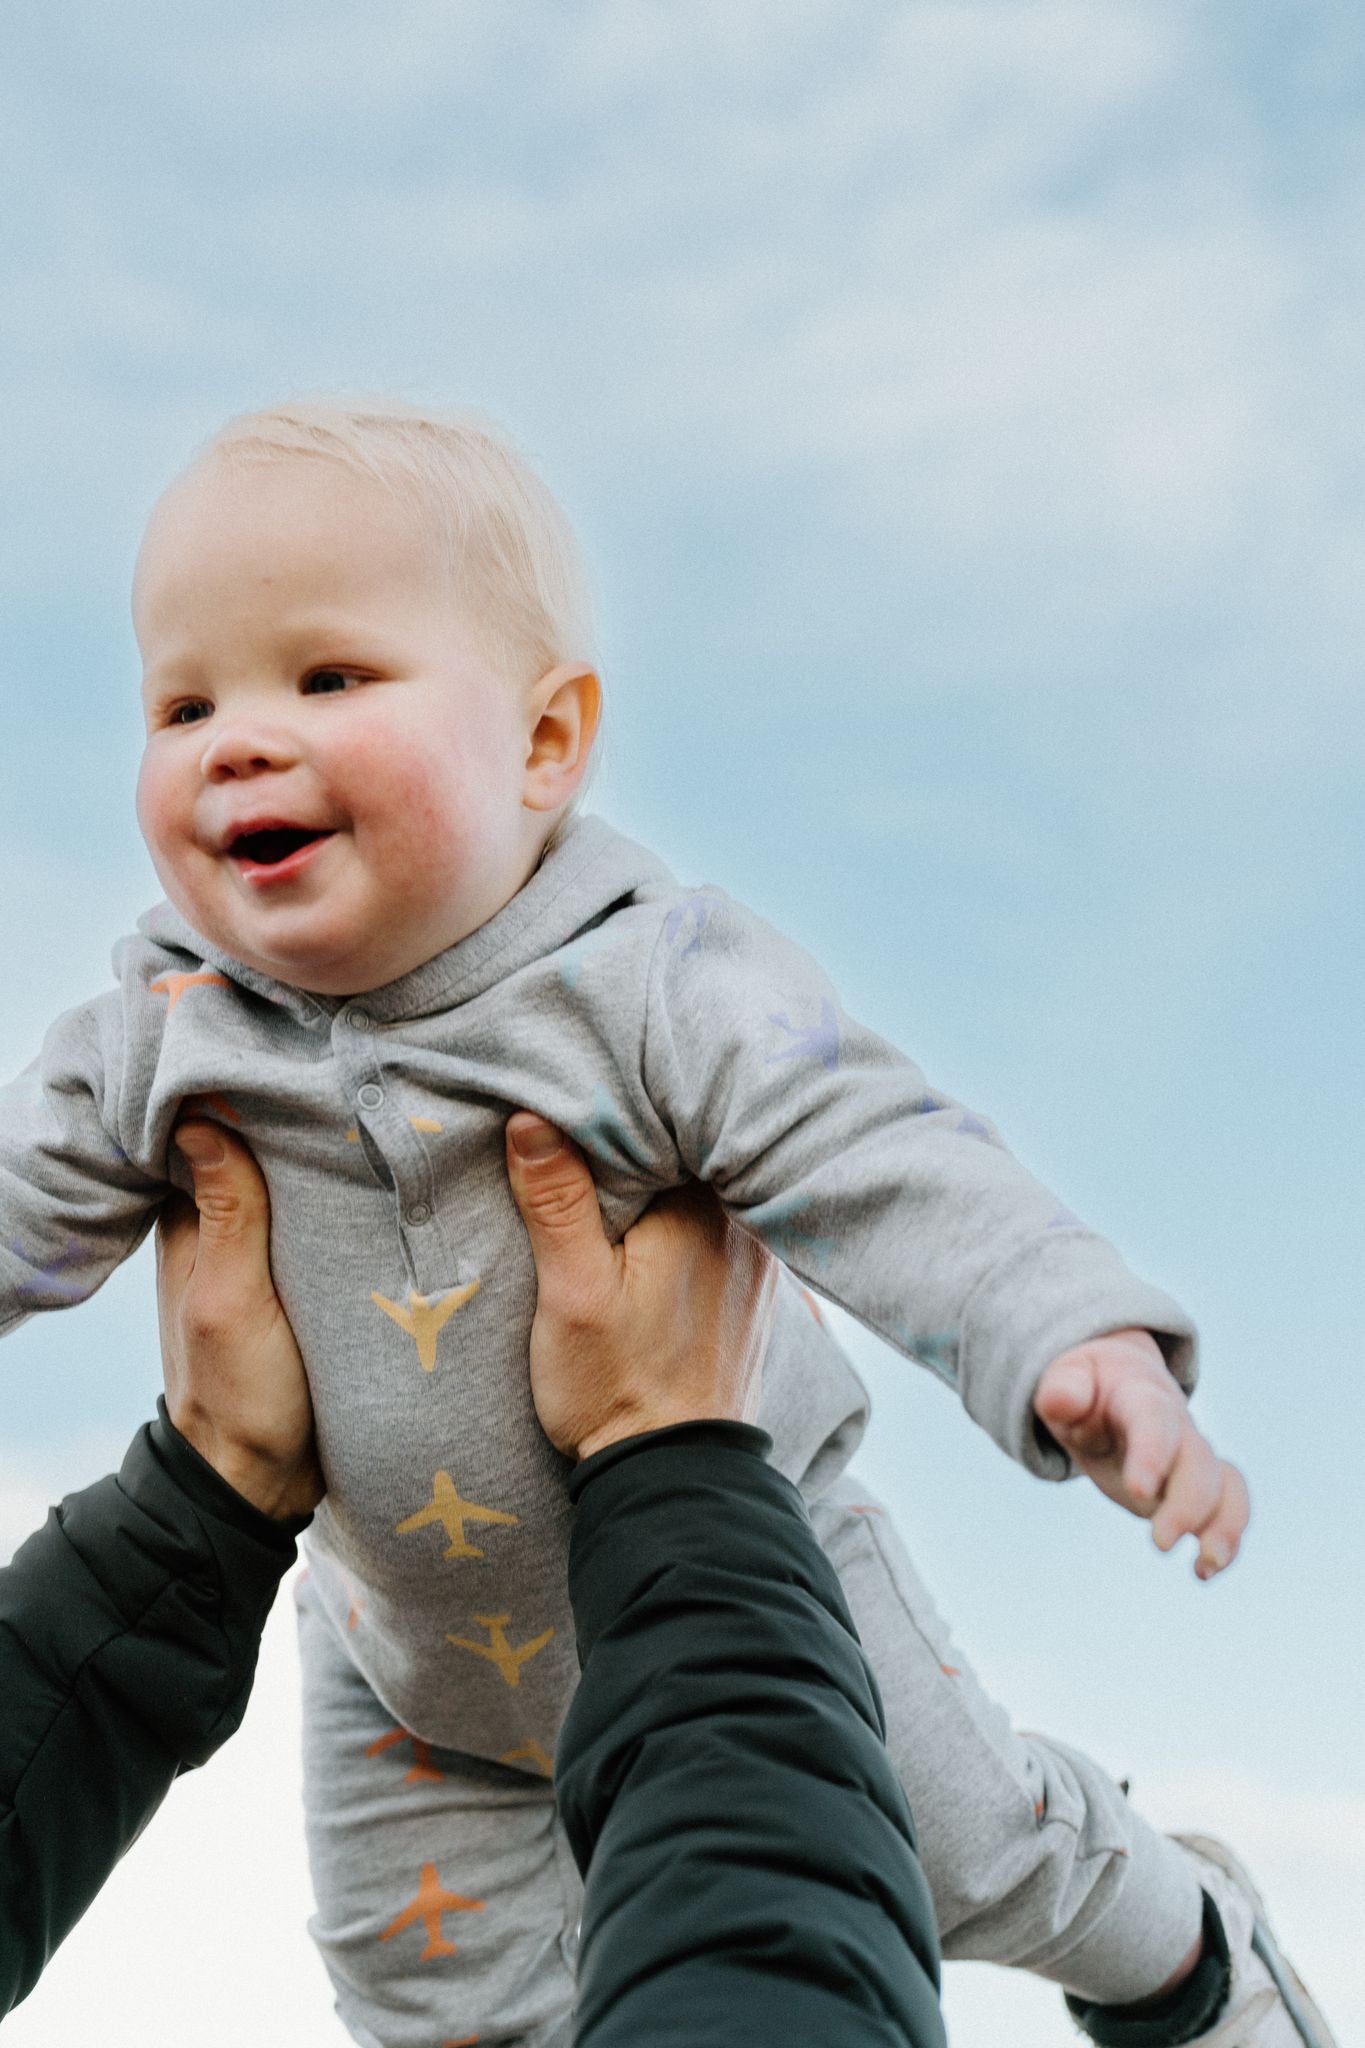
left=0, top=1432, right=129, bottom=1563
left=6, top=0, right=1360, bottom=745
left=1140, top=1766, right=1365, bottom=1874
left=2, top=1558, right=347, bottom=2048
left=53, top=0, right=508, bottom=121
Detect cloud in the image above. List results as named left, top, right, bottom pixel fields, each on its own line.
left=0, top=1433, right=129, bottom=1564
left=3, top=0, right=1361, bottom=749
left=1140, top=1766, right=1365, bottom=1872
left=0, top=27, right=1358, bottom=2041
left=1, top=1556, right=346, bottom=2048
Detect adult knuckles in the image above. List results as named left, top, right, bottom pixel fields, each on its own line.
left=190, top=1187, right=261, bottom=1240
left=539, top=1273, right=616, bottom=1338
left=521, top=1167, right=598, bottom=1237
left=181, top=1295, right=234, bottom=1349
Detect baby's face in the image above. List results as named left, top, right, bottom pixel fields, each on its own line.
left=135, top=456, right=545, bottom=994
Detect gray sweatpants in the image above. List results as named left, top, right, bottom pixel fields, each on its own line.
left=296, top=1476, right=1202, bottom=2048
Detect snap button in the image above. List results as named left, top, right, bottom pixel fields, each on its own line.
left=406, top=1201, right=433, bottom=1226
left=346, top=1007, right=372, bottom=1031
left=357, top=1083, right=384, bottom=1110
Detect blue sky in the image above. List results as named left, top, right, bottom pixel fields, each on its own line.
left=2, top=5, right=1362, bottom=2041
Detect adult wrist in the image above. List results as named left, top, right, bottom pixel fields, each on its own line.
left=155, top=1397, right=315, bottom=1535
left=210, top=1448, right=319, bottom=1523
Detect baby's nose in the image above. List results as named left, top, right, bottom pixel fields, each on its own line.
left=199, top=717, right=302, bottom=780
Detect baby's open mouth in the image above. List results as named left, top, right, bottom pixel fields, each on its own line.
left=229, top=826, right=334, bottom=866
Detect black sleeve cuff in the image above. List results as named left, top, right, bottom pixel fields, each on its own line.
left=149, top=1396, right=312, bottom=1552
left=569, top=1418, right=773, bottom=1503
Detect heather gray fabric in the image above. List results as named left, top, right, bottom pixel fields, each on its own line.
left=0, top=811, right=1194, bottom=1758
left=809, top=1475, right=1203, bottom=2004
left=296, top=1568, right=580, bottom=2048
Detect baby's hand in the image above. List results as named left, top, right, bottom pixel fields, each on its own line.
left=1033, top=1328, right=1250, bottom=1578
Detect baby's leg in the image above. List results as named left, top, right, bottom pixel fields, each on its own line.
left=295, top=1571, right=581, bottom=2048
left=810, top=1474, right=1204, bottom=2006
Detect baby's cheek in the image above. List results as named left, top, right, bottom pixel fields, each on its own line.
left=374, top=752, right=474, bottom=872
left=398, top=789, right=476, bottom=896
left=134, top=749, right=183, bottom=864
left=135, top=749, right=212, bottom=922
left=335, top=703, right=511, bottom=902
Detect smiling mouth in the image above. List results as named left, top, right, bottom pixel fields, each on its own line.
left=228, top=826, right=334, bottom=866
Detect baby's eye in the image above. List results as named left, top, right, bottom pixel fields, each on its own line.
left=303, top=667, right=361, bottom=695
left=167, top=700, right=213, bottom=727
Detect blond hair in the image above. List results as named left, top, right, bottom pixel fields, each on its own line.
left=195, top=396, right=596, bottom=690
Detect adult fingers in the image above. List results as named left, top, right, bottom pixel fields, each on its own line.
left=154, top=1186, right=200, bottom=1299
left=153, top=1188, right=201, bottom=1412
left=722, top=1219, right=780, bottom=1416
left=625, top=1177, right=726, bottom=1276
left=628, top=1186, right=776, bottom=1369
left=505, top=1114, right=615, bottom=1315
left=652, top=1188, right=778, bottom=1357
left=173, top=1121, right=271, bottom=1253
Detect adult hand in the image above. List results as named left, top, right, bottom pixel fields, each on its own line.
left=1034, top=1327, right=1249, bottom=1578
left=505, top=1113, right=778, bottom=1460
left=156, top=1120, right=323, bottom=1521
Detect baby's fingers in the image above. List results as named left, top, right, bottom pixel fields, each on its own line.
left=1192, top=1462, right=1251, bottom=1579
left=1150, top=1432, right=1250, bottom=1576
left=1149, top=1426, right=1223, bottom=1553
left=1111, top=1378, right=1184, bottom=1508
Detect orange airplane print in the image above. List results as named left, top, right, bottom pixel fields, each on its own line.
left=371, top=1281, right=482, bottom=1371
left=150, top=970, right=230, bottom=1012
left=445, top=1614, right=554, bottom=1688
left=365, top=1726, right=445, bottom=1784
left=378, top=1861, right=485, bottom=1961
left=396, top=1470, right=519, bottom=1560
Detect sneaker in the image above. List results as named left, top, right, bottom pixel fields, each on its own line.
left=1176, top=1834, right=1338, bottom=2047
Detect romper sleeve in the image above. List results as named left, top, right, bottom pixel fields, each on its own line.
left=0, top=987, right=165, bottom=1337
left=642, top=891, right=1196, bottom=1478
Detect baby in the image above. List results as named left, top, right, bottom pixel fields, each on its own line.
left=2, top=400, right=1326, bottom=2048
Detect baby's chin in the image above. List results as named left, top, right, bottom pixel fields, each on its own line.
left=202, top=902, right=482, bottom=997
left=227, top=931, right=426, bottom=998
left=158, top=852, right=510, bottom=995
left=162, top=893, right=411, bottom=998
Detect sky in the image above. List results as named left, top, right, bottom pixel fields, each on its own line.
left=2, top=3, right=1362, bottom=2040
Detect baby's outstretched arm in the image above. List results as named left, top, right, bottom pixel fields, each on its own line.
left=1033, top=1329, right=1249, bottom=1577
left=642, top=890, right=1201, bottom=1481
left=1, top=986, right=167, bottom=1336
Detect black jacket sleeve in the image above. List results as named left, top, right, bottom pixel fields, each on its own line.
left=556, top=1421, right=947, bottom=2048
left=0, top=1400, right=307, bottom=2017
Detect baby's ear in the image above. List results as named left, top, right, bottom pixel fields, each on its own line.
left=522, top=663, right=602, bottom=812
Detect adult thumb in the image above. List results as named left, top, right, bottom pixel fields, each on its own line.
left=505, top=1114, right=613, bottom=1298
left=173, top=1120, right=270, bottom=1250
